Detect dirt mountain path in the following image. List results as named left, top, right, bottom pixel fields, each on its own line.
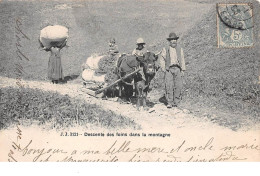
left=0, top=76, right=226, bottom=132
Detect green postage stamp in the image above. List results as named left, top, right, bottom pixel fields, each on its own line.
left=217, top=3, right=254, bottom=48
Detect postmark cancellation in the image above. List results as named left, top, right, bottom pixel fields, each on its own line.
left=217, top=3, right=254, bottom=48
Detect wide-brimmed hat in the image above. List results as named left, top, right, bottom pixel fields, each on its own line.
left=167, top=32, right=179, bottom=40
left=136, top=38, right=145, bottom=44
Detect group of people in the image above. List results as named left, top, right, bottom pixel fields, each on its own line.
left=45, top=32, right=186, bottom=108
left=108, top=32, right=186, bottom=108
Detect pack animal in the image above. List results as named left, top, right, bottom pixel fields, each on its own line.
left=117, top=52, right=158, bottom=110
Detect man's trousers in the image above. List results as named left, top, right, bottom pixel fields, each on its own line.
left=165, top=66, right=183, bottom=106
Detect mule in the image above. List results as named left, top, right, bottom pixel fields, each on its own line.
left=116, top=54, right=138, bottom=102
left=117, top=52, right=158, bottom=109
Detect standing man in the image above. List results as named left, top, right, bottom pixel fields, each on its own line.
left=159, top=32, right=186, bottom=108
left=132, top=38, right=148, bottom=59
left=132, top=38, right=148, bottom=97
left=132, top=38, right=148, bottom=81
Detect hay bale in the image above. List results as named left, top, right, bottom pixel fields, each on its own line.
left=104, top=69, right=118, bottom=84
left=97, top=55, right=117, bottom=73
left=40, top=25, right=68, bottom=49
left=85, top=55, right=104, bottom=70
left=82, top=69, right=105, bottom=83
left=82, top=54, right=119, bottom=84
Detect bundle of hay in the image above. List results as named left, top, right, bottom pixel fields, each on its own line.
left=98, top=55, right=118, bottom=84
left=104, top=69, right=118, bottom=85
left=96, top=55, right=118, bottom=73
left=82, top=54, right=119, bottom=84
left=39, top=25, right=68, bottom=49
left=95, top=54, right=119, bottom=84
left=82, top=69, right=106, bottom=83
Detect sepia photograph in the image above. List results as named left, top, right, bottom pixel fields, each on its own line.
left=0, top=0, right=259, bottom=162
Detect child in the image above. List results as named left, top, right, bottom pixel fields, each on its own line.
left=108, top=38, right=119, bottom=56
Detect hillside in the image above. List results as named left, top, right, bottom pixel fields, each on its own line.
left=0, top=0, right=259, bottom=129
left=182, top=2, right=259, bottom=114
left=0, top=0, right=212, bottom=80
left=149, top=1, right=260, bottom=126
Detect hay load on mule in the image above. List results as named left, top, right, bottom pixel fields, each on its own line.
left=82, top=54, right=119, bottom=84
left=39, top=25, right=69, bottom=49
left=81, top=53, right=121, bottom=97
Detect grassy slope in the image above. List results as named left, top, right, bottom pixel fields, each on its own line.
left=180, top=1, right=259, bottom=130
left=181, top=2, right=259, bottom=109
left=149, top=1, right=260, bottom=130
left=0, top=87, right=140, bottom=130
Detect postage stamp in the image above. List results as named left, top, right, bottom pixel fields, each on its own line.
left=217, top=3, right=254, bottom=48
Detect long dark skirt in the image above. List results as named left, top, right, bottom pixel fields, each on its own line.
left=48, top=55, right=64, bottom=81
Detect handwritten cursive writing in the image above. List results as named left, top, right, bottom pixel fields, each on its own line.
left=7, top=132, right=259, bottom=162
left=15, top=17, right=30, bottom=91
left=15, top=18, right=30, bottom=62
left=104, top=140, right=168, bottom=155
left=8, top=124, right=22, bottom=162
left=187, top=151, right=247, bottom=162
left=220, top=141, right=260, bottom=151
left=21, top=141, right=68, bottom=162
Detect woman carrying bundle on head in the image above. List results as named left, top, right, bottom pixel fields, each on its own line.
left=45, top=40, right=67, bottom=84
left=39, top=25, right=68, bottom=84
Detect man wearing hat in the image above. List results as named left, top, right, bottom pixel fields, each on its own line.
left=132, top=38, right=148, bottom=59
left=131, top=38, right=148, bottom=97
left=132, top=38, right=148, bottom=81
left=159, top=32, right=186, bottom=108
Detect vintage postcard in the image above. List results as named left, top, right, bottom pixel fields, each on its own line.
left=0, top=0, right=259, bottom=162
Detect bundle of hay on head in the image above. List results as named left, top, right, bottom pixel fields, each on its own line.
left=39, top=25, right=69, bottom=50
